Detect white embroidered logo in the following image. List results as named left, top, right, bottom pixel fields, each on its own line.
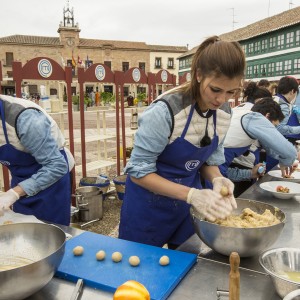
left=0, top=160, right=10, bottom=166
left=185, top=160, right=200, bottom=171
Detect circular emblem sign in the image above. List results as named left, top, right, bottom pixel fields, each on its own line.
left=38, top=59, right=52, bottom=78
left=161, top=70, right=168, bottom=83
left=95, top=65, right=106, bottom=81
left=132, top=68, right=141, bottom=82
left=186, top=72, right=191, bottom=82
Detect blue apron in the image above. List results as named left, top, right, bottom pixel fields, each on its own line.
left=266, top=95, right=291, bottom=171
left=0, top=101, right=71, bottom=225
left=119, top=104, right=218, bottom=247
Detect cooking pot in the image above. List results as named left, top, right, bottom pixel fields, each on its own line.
left=192, top=198, right=285, bottom=257
left=0, top=222, right=66, bottom=300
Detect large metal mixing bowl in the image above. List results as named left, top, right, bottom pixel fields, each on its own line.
left=259, top=248, right=300, bottom=299
left=191, top=198, right=285, bottom=257
left=0, top=223, right=66, bottom=300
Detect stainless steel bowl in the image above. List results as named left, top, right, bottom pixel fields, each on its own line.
left=191, top=198, right=285, bottom=257
left=259, top=248, right=300, bottom=299
left=0, top=223, right=66, bottom=300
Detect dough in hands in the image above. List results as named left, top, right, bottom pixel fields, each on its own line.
left=73, top=246, right=84, bottom=256
left=96, top=250, right=106, bottom=260
left=129, top=255, right=140, bottom=267
left=220, top=186, right=229, bottom=197
left=159, top=255, right=170, bottom=266
left=112, top=251, right=123, bottom=262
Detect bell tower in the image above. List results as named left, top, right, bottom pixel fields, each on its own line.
left=58, top=0, right=80, bottom=47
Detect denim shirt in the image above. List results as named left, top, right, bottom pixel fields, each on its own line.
left=124, top=101, right=226, bottom=178
left=16, top=109, right=68, bottom=196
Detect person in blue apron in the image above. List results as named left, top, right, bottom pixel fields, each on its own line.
left=226, top=82, right=272, bottom=197
left=218, top=98, right=297, bottom=185
left=0, top=95, right=74, bottom=226
left=265, top=76, right=299, bottom=171
left=118, top=36, right=246, bottom=248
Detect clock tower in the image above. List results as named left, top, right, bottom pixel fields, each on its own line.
left=58, top=0, right=80, bottom=48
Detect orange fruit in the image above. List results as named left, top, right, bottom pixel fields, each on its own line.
left=113, top=280, right=150, bottom=300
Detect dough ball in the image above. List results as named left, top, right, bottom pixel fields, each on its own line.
left=159, top=255, right=170, bottom=266
left=112, top=251, right=123, bottom=263
left=220, top=186, right=229, bottom=197
left=3, top=220, right=13, bottom=225
left=96, top=250, right=106, bottom=261
left=73, top=246, right=84, bottom=256
left=129, top=255, right=140, bottom=267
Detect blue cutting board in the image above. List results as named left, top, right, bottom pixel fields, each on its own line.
left=55, top=231, right=197, bottom=300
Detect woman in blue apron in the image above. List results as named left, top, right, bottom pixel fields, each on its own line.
left=219, top=98, right=297, bottom=184
left=265, top=76, right=299, bottom=171
left=0, top=95, right=73, bottom=225
left=119, top=36, right=246, bottom=248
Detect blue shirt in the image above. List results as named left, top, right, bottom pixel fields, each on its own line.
left=16, top=109, right=68, bottom=196
left=124, top=101, right=226, bottom=178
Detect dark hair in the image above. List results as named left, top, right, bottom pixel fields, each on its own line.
left=243, top=82, right=272, bottom=103
left=251, top=97, right=284, bottom=122
left=257, top=79, right=270, bottom=88
left=173, top=36, right=246, bottom=101
left=277, top=76, right=299, bottom=94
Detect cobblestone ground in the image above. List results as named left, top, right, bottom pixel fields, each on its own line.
left=51, top=106, right=142, bottom=236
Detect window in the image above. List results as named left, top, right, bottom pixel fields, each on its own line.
left=248, top=43, right=254, bottom=54
left=260, top=64, right=267, bottom=76
left=254, top=42, right=260, bottom=53
left=139, top=62, right=145, bottom=71
left=294, top=58, right=300, bottom=72
left=286, top=32, right=294, bottom=48
left=155, top=57, right=161, bottom=68
left=241, top=44, right=247, bottom=54
left=261, top=39, right=268, bottom=52
left=269, top=37, right=276, bottom=49
left=268, top=62, right=275, bottom=75
left=254, top=65, right=259, bottom=76
left=167, top=58, right=174, bottom=69
left=277, top=34, right=284, bottom=49
left=104, top=61, right=111, bottom=69
left=5, top=52, right=13, bottom=66
left=122, top=62, right=129, bottom=72
left=275, top=61, right=283, bottom=74
left=296, top=30, right=300, bottom=46
left=284, top=60, right=292, bottom=74
left=246, top=66, right=252, bottom=77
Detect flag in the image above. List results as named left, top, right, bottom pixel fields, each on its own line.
left=72, top=52, right=76, bottom=67
left=86, top=55, right=91, bottom=68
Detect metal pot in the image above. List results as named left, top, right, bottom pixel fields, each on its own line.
left=0, top=223, right=66, bottom=300
left=192, top=198, right=285, bottom=257
left=74, top=186, right=103, bottom=222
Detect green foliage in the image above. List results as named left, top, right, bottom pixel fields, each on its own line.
left=101, top=92, right=115, bottom=105
left=137, top=92, right=147, bottom=102
left=84, top=95, right=92, bottom=106
left=72, top=94, right=79, bottom=105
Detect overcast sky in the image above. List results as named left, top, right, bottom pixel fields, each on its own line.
left=0, top=0, right=299, bottom=49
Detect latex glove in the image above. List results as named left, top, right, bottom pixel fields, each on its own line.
left=212, top=177, right=237, bottom=209
left=187, top=188, right=233, bottom=222
left=0, top=189, right=19, bottom=216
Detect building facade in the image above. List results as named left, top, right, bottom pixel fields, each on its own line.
left=178, top=6, right=300, bottom=83
left=0, top=2, right=187, bottom=98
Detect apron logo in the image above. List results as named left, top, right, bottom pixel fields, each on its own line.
left=0, top=160, right=10, bottom=166
left=185, top=160, right=200, bottom=171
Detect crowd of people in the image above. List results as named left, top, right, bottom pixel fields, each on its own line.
left=119, top=36, right=300, bottom=249
left=0, top=35, right=299, bottom=247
